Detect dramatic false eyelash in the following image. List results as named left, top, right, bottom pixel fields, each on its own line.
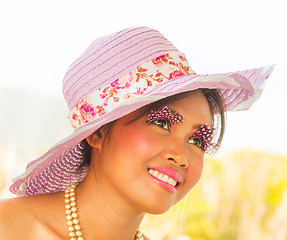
left=190, top=125, right=218, bottom=153
left=146, top=108, right=218, bottom=154
left=146, top=106, right=185, bottom=127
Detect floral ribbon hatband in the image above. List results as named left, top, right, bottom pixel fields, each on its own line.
left=68, top=52, right=195, bottom=129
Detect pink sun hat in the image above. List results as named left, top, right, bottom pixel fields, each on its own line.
left=10, top=26, right=274, bottom=196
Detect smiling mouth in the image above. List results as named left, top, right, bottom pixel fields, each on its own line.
left=148, top=169, right=178, bottom=187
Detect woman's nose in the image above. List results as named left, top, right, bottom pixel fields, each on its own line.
left=162, top=143, right=189, bottom=169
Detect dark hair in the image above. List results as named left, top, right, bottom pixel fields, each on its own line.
left=201, top=88, right=226, bottom=152
left=81, top=88, right=226, bottom=165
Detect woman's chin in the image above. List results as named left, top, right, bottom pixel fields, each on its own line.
left=146, top=207, right=172, bottom=215
left=138, top=199, right=175, bottom=215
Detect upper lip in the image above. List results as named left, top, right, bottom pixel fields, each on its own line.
left=148, top=167, right=183, bottom=185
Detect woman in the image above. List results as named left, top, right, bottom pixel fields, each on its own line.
left=0, top=27, right=273, bottom=239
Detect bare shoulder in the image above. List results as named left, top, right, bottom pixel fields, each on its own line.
left=0, top=197, right=35, bottom=239
left=0, top=194, right=64, bottom=240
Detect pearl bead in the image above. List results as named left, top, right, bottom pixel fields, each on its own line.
left=69, top=231, right=76, bottom=237
left=74, top=225, right=81, bottom=231
left=72, top=212, right=78, bottom=218
left=76, top=231, right=82, bottom=236
left=67, top=220, right=73, bottom=226
left=65, top=204, right=71, bottom=209
left=77, top=237, right=84, bottom=240
left=73, top=219, right=79, bottom=224
left=71, top=207, right=77, bottom=212
left=136, top=231, right=142, bottom=237
left=68, top=226, right=74, bottom=231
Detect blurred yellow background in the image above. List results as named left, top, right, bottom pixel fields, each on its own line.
left=141, top=151, right=287, bottom=240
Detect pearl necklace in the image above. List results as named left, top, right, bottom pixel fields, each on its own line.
left=65, top=183, right=144, bottom=240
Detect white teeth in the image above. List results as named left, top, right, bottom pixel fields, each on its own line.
left=162, top=175, right=168, bottom=182
left=172, top=179, right=177, bottom=186
left=148, top=169, right=178, bottom=187
left=167, top=178, right=173, bottom=185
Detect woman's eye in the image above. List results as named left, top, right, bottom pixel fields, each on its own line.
left=153, top=119, right=169, bottom=130
left=188, top=137, right=204, bottom=150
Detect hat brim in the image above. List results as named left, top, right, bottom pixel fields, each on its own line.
left=10, top=65, right=274, bottom=196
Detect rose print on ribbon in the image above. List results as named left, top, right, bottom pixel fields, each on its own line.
left=168, top=70, right=185, bottom=80
left=111, top=71, right=136, bottom=89
left=79, top=103, right=97, bottom=123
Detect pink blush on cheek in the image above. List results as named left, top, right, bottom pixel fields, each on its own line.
left=117, top=125, right=159, bottom=154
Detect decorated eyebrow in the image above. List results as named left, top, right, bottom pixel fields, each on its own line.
left=190, top=125, right=217, bottom=153
left=146, top=106, right=185, bottom=126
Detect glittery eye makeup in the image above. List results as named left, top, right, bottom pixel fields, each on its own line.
left=188, top=125, right=217, bottom=153
left=146, top=106, right=184, bottom=127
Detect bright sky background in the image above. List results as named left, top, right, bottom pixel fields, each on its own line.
left=0, top=0, right=286, bottom=160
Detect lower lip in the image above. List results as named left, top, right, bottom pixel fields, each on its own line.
left=149, top=173, right=177, bottom=193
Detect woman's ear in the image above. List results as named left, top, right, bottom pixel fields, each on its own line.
left=86, top=127, right=107, bottom=149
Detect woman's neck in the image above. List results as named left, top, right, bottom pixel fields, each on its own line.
left=74, top=166, right=145, bottom=239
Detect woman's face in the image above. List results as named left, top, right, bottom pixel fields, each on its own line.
left=92, top=90, right=213, bottom=214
